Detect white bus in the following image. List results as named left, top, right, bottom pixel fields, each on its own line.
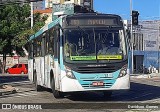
left=28, top=13, right=130, bottom=98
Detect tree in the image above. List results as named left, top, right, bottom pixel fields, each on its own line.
left=0, top=3, right=48, bottom=73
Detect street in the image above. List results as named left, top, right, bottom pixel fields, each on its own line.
left=0, top=74, right=160, bottom=112
left=1, top=0, right=160, bottom=112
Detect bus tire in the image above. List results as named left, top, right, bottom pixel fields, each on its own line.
left=103, top=91, right=112, bottom=98
left=51, top=75, right=64, bottom=98
left=34, top=72, right=42, bottom=91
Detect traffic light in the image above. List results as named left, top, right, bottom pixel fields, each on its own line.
left=132, top=10, right=139, bottom=25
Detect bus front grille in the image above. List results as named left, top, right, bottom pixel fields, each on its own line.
left=76, top=66, right=118, bottom=73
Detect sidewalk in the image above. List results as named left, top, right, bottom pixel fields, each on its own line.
left=130, top=73, right=160, bottom=79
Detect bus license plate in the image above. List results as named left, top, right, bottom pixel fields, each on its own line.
left=105, top=73, right=113, bottom=78
left=92, top=81, right=104, bottom=86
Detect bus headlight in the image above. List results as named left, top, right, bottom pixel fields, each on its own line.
left=65, top=66, right=76, bottom=79
left=119, top=65, right=127, bottom=78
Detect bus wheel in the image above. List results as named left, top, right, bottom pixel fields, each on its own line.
left=103, top=91, right=112, bottom=98
left=51, top=77, right=64, bottom=98
left=34, top=72, right=42, bottom=91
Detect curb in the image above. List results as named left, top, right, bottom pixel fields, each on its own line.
left=0, top=85, right=17, bottom=96
left=130, top=74, right=160, bottom=79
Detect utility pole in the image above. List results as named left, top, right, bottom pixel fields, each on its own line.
left=130, top=0, right=134, bottom=74
left=158, top=23, right=160, bottom=73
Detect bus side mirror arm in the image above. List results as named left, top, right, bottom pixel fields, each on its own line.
left=58, top=24, right=64, bottom=32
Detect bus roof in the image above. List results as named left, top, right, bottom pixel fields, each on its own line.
left=65, top=13, right=122, bottom=19
left=29, top=13, right=123, bottom=41
left=29, top=17, right=61, bottom=41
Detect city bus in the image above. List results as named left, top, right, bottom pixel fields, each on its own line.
left=28, top=13, right=130, bottom=98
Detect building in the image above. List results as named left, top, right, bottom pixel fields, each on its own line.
left=33, top=8, right=52, bottom=24
left=59, top=0, right=93, bottom=9
left=125, top=20, right=160, bottom=73
left=33, top=0, right=93, bottom=10
left=33, top=0, right=93, bottom=24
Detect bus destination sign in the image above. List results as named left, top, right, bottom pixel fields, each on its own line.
left=67, top=18, right=118, bottom=26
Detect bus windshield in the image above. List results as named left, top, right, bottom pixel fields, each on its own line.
left=63, top=27, right=127, bottom=63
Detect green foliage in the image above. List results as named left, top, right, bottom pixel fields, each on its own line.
left=0, top=3, right=48, bottom=55
left=0, top=39, right=7, bottom=52
left=0, top=3, right=48, bottom=73
left=32, top=13, right=48, bottom=32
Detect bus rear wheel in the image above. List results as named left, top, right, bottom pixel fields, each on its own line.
left=51, top=76, right=64, bottom=98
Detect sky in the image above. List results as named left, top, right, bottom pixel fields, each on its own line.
left=94, top=0, right=160, bottom=20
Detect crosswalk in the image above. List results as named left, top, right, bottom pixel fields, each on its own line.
left=0, top=80, right=41, bottom=99
left=0, top=90, right=38, bottom=99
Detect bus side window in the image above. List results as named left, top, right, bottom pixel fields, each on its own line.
left=46, top=32, right=50, bottom=54
left=33, top=39, right=37, bottom=57
left=49, top=28, right=54, bottom=54
left=28, top=42, right=33, bottom=59
left=37, top=37, right=42, bottom=56
left=41, top=32, right=46, bottom=57
left=49, top=35, right=54, bottom=54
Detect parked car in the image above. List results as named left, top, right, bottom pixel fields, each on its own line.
left=6, top=64, right=28, bottom=74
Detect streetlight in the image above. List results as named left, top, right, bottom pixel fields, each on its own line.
left=30, top=0, right=44, bottom=28
left=31, top=2, right=33, bottom=28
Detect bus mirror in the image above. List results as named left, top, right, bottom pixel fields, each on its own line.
left=58, top=24, right=63, bottom=31
left=58, top=24, right=65, bottom=35
left=126, top=29, right=131, bottom=39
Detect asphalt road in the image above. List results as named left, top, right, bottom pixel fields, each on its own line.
left=0, top=74, right=160, bottom=112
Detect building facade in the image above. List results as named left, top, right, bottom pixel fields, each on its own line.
left=33, top=0, right=93, bottom=10
left=33, top=0, right=93, bottom=24
left=125, top=20, right=160, bottom=73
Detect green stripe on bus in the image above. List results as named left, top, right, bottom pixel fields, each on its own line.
left=70, top=56, right=96, bottom=60
left=70, top=55, right=122, bottom=60
left=97, top=55, right=122, bottom=59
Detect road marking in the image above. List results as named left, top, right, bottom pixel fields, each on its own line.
left=0, top=91, right=38, bottom=99
left=16, top=92, right=37, bottom=97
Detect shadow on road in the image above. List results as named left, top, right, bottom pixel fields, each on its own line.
left=0, top=75, right=29, bottom=84
left=66, top=82, right=160, bottom=102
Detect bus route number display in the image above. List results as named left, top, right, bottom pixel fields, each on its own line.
left=68, top=18, right=117, bottom=26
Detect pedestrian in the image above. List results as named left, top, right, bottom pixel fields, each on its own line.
left=148, top=65, right=152, bottom=74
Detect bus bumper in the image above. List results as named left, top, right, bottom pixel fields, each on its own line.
left=61, top=72, right=130, bottom=92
